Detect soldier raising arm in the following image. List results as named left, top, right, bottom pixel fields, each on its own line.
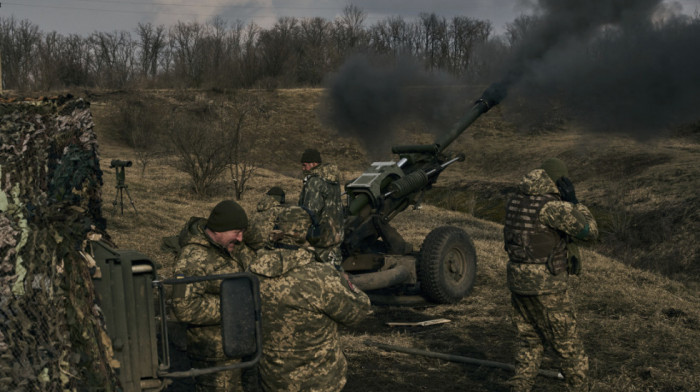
left=503, top=158, right=598, bottom=392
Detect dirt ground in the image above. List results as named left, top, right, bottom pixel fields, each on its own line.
left=341, top=300, right=553, bottom=392
left=89, top=90, right=699, bottom=392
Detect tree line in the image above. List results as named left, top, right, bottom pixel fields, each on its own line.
left=0, top=5, right=528, bottom=91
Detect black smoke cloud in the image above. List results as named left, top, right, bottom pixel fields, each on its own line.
left=323, top=55, right=465, bottom=159
left=325, top=0, right=700, bottom=145
left=504, top=0, right=700, bottom=135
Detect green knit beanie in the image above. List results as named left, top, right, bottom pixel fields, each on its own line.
left=540, top=158, right=569, bottom=181
left=207, top=200, right=248, bottom=232
left=300, top=148, right=322, bottom=163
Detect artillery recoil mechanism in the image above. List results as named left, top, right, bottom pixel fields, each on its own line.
left=342, top=83, right=505, bottom=304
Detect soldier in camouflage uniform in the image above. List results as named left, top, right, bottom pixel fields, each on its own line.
left=503, top=158, right=598, bottom=392
left=247, top=206, right=372, bottom=392
left=170, top=200, right=256, bottom=392
left=298, top=148, right=344, bottom=266
left=251, top=186, right=287, bottom=235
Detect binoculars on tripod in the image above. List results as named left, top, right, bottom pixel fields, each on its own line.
left=110, top=158, right=137, bottom=215
left=110, top=159, right=133, bottom=168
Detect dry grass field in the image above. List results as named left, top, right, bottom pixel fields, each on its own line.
left=89, top=88, right=699, bottom=391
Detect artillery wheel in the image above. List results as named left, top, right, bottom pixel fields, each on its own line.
left=418, top=226, right=477, bottom=304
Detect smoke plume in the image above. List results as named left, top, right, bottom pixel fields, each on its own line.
left=323, top=55, right=466, bottom=159
left=325, top=0, right=700, bottom=146
left=503, top=0, right=700, bottom=135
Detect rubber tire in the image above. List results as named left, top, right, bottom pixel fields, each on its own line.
left=418, top=226, right=477, bottom=304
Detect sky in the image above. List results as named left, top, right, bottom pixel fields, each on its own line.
left=3, top=0, right=698, bottom=37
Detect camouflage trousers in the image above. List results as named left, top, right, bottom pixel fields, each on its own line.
left=507, top=290, right=588, bottom=392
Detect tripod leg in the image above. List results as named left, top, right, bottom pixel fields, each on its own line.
left=112, top=187, right=120, bottom=215
left=124, top=187, right=138, bottom=214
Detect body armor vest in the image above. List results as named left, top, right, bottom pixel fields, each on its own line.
left=504, top=193, right=567, bottom=273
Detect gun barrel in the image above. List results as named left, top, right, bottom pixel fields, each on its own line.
left=435, top=100, right=489, bottom=153
left=434, top=82, right=507, bottom=152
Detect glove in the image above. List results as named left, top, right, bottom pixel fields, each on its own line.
left=556, top=177, right=579, bottom=204
left=566, top=242, right=582, bottom=275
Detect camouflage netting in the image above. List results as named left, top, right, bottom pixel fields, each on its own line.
left=0, top=96, right=119, bottom=390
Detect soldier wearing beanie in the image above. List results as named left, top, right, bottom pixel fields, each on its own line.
left=170, top=200, right=256, bottom=392
left=504, top=158, right=598, bottom=392
left=298, top=148, right=344, bottom=266
left=248, top=206, right=372, bottom=391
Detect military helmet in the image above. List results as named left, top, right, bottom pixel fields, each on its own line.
left=540, top=158, right=569, bottom=182
left=300, top=148, right=322, bottom=163
left=274, top=206, right=313, bottom=243
left=266, top=186, right=286, bottom=204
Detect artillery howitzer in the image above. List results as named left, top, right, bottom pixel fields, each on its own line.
left=342, top=83, right=505, bottom=304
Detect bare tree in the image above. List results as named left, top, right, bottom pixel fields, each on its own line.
left=336, top=3, right=366, bottom=49
left=168, top=102, right=232, bottom=196
left=136, top=23, right=167, bottom=81
left=258, top=17, right=300, bottom=86
left=330, top=3, right=368, bottom=67
left=167, top=94, right=266, bottom=197
left=221, top=95, right=267, bottom=199
left=240, top=22, right=262, bottom=87
left=89, top=31, right=136, bottom=88
left=201, top=17, right=229, bottom=87
left=35, top=33, right=93, bottom=89
left=0, top=17, right=41, bottom=90
left=0, top=11, right=512, bottom=90
left=449, top=17, right=492, bottom=77
left=505, top=15, right=538, bottom=47
left=419, top=13, right=450, bottom=71
left=368, top=16, right=418, bottom=57
left=298, top=17, right=333, bottom=84
left=34, top=32, right=60, bottom=90
left=220, top=20, right=246, bottom=87
left=170, top=21, right=206, bottom=86
left=114, top=97, right=166, bottom=176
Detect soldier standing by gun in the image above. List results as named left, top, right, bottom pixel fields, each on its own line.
left=298, top=148, right=344, bottom=266
left=247, top=206, right=372, bottom=391
left=170, top=200, right=256, bottom=392
left=503, top=158, right=598, bottom=392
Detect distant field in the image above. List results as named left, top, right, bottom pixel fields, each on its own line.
left=92, top=88, right=699, bottom=284
left=89, top=88, right=700, bottom=391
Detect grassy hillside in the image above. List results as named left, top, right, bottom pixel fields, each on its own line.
left=91, top=87, right=699, bottom=284
left=88, top=88, right=700, bottom=391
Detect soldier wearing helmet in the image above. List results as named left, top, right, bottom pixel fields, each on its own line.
left=503, top=158, right=598, bottom=392
left=247, top=206, right=372, bottom=391
left=244, top=186, right=288, bottom=250
left=298, top=148, right=344, bottom=266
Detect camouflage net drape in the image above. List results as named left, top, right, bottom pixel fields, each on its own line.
left=0, top=96, right=118, bottom=391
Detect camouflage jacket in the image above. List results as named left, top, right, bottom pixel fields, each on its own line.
left=170, top=217, right=256, bottom=361
left=505, top=169, right=598, bottom=295
left=299, top=163, right=344, bottom=251
left=247, top=195, right=286, bottom=247
left=248, top=241, right=372, bottom=392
